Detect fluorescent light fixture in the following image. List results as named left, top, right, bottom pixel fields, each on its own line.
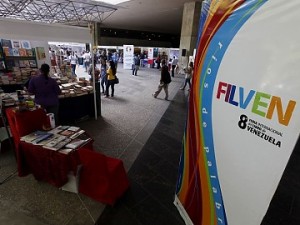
left=93, top=0, right=130, bottom=5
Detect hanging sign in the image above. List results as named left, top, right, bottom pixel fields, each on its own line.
left=123, top=44, right=134, bottom=70
left=175, top=0, right=300, bottom=225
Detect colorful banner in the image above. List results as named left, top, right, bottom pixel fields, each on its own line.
left=175, top=0, right=300, bottom=225
left=148, top=47, right=153, bottom=60
left=123, top=44, right=134, bottom=70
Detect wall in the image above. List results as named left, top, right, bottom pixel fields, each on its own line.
left=99, top=36, right=173, bottom=48
left=179, top=1, right=202, bottom=67
left=0, top=18, right=91, bottom=43
left=0, top=18, right=91, bottom=68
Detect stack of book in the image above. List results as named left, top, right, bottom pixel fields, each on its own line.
left=20, top=126, right=91, bottom=153
left=46, top=126, right=91, bottom=151
left=43, top=134, right=72, bottom=151
left=20, top=130, right=54, bottom=145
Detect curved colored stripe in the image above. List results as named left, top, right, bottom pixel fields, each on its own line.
left=176, top=1, right=267, bottom=225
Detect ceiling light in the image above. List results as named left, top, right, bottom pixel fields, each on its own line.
left=93, top=0, right=129, bottom=5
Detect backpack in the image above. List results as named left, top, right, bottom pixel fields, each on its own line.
left=165, top=70, right=172, bottom=84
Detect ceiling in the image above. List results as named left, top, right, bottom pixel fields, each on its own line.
left=0, top=0, right=202, bottom=38
left=100, top=0, right=203, bottom=35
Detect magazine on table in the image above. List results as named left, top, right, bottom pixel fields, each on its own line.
left=32, top=135, right=56, bottom=146
left=45, top=138, right=72, bottom=151
left=49, top=126, right=69, bottom=134
left=68, top=126, right=80, bottom=132
left=43, top=134, right=72, bottom=151
left=59, top=129, right=76, bottom=137
left=69, top=129, right=85, bottom=139
left=21, top=130, right=53, bottom=144
left=50, top=126, right=81, bottom=136
left=58, top=148, right=74, bottom=154
left=65, top=133, right=91, bottom=149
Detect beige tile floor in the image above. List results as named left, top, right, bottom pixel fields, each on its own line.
left=0, top=63, right=185, bottom=225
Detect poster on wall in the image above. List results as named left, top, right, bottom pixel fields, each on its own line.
left=175, top=1, right=300, bottom=225
left=169, top=48, right=179, bottom=59
left=123, top=44, right=134, bottom=70
left=21, top=40, right=31, bottom=49
left=36, top=47, right=46, bottom=60
left=12, top=40, right=21, bottom=48
left=148, top=48, right=153, bottom=60
left=1, top=39, right=12, bottom=48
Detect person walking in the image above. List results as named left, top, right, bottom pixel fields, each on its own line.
left=105, top=60, right=117, bottom=97
left=88, top=63, right=100, bottom=83
left=28, top=63, right=61, bottom=124
left=100, top=59, right=107, bottom=94
left=171, top=56, right=178, bottom=77
left=180, top=61, right=194, bottom=90
left=132, top=54, right=140, bottom=76
left=83, top=51, right=91, bottom=72
left=69, top=51, right=78, bottom=77
left=180, top=62, right=194, bottom=91
left=152, top=59, right=171, bottom=100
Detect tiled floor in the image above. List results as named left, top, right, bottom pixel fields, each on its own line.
left=96, top=85, right=188, bottom=225
left=1, top=63, right=299, bottom=225
left=0, top=64, right=188, bottom=225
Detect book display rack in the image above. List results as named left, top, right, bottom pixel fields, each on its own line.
left=0, top=39, right=38, bottom=92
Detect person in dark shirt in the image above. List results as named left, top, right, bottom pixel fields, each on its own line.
left=132, top=54, right=140, bottom=76
left=28, top=63, right=61, bottom=124
left=152, top=59, right=171, bottom=100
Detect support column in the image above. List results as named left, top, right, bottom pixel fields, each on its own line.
left=179, top=1, right=202, bottom=68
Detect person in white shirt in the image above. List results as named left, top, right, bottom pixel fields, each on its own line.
left=68, top=52, right=78, bottom=77
left=180, top=61, right=194, bottom=90
left=171, top=56, right=178, bottom=77
left=83, top=51, right=91, bottom=72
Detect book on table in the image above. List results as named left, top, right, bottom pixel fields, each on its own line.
left=43, top=134, right=72, bottom=151
left=48, top=126, right=69, bottom=134
left=21, top=131, right=54, bottom=144
left=59, top=129, right=76, bottom=137
left=58, top=148, right=74, bottom=155
left=67, top=126, right=80, bottom=132
left=69, top=130, right=85, bottom=139
left=50, top=126, right=81, bottom=136
left=32, top=135, right=56, bottom=146
left=65, top=133, right=91, bottom=149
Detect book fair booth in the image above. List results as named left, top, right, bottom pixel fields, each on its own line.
left=0, top=0, right=129, bottom=205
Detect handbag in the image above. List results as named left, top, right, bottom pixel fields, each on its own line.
left=114, top=77, right=119, bottom=84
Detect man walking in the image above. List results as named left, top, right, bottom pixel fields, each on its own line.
left=171, top=56, right=178, bottom=77
left=152, top=59, right=171, bottom=100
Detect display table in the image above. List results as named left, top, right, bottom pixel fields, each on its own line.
left=5, top=107, right=129, bottom=205
left=18, top=141, right=91, bottom=187
left=58, top=92, right=100, bottom=123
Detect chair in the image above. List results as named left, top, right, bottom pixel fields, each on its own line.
left=0, top=103, right=16, bottom=185
left=5, top=107, right=48, bottom=152
left=78, top=148, right=130, bottom=205
left=5, top=108, right=49, bottom=177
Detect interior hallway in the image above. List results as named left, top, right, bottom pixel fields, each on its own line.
left=0, top=64, right=188, bottom=225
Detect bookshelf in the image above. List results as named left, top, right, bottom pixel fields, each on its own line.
left=0, top=43, right=6, bottom=71
left=0, top=39, right=38, bottom=91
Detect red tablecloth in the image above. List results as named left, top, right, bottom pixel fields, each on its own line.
left=18, top=142, right=83, bottom=187
left=5, top=107, right=130, bottom=205
left=5, top=107, right=49, bottom=175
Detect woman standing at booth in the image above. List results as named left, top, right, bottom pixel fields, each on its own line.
left=28, top=63, right=61, bottom=124
left=105, top=60, right=117, bottom=97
